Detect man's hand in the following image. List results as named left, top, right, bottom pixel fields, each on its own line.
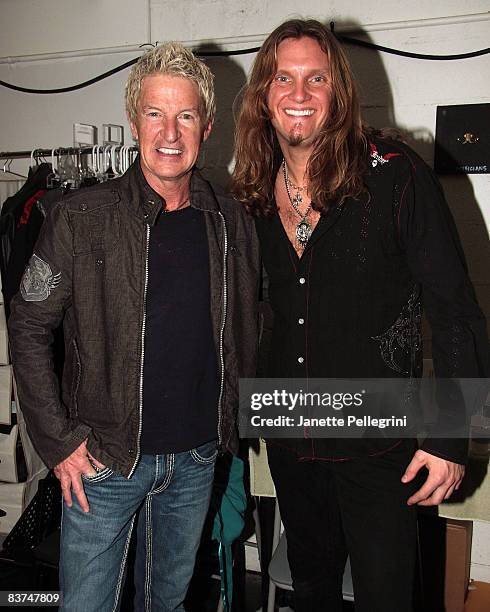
left=53, top=440, right=105, bottom=512
left=401, top=449, right=465, bottom=506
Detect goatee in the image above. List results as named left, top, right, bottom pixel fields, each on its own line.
left=287, top=123, right=305, bottom=146
left=288, top=133, right=304, bottom=146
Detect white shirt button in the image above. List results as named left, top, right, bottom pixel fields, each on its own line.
left=298, top=357, right=304, bottom=364
left=298, top=318, right=304, bottom=325
left=299, top=277, right=306, bottom=284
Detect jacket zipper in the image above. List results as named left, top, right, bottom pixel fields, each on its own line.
left=129, top=223, right=150, bottom=478
left=217, top=211, right=228, bottom=448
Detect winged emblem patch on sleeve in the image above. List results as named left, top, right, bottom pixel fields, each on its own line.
left=20, top=254, right=62, bottom=302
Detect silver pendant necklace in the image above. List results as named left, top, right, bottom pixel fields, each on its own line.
left=282, top=160, right=312, bottom=249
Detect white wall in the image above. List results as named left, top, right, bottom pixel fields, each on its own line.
left=1, top=0, right=489, bottom=578
left=3, top=2, right=488, bottom=323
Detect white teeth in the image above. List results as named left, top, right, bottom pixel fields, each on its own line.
left=285, top=109, right=314, bottom=117
left=157, top=148, right=182, bottom=155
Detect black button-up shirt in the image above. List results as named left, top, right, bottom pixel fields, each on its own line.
left=256, top=138, right=489, bottom=463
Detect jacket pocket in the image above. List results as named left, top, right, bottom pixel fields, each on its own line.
left=70, top=338, right=82, bottom=418
left=70, top=203, right=120, bottom=255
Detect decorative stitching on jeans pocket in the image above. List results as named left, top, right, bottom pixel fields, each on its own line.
left=81, top=467, right=114, bottom=483
left=150, top=453, right=174, bottom=495
left=189, top=445, right=218, bottom=465
left=113, top=515, right=135, bottom=612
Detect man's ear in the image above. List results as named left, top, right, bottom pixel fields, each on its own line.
left=202, top=119, right=213, bottom=142
left=128, top=115, right=139, bottom=142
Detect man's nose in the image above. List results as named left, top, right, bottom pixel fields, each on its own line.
left=161, top=117, right=180, bottom=143
left=290, top=79, right=310, bottom=103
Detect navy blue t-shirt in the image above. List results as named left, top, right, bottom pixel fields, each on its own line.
left=141, top=206, right=218, bottom=454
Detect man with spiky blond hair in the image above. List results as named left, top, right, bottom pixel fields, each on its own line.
left=10, top=42, right=259, bottom=611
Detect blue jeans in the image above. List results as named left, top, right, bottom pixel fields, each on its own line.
left=59, top=441, right=217, bottom=612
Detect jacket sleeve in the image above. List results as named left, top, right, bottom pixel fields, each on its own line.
left=236, top=215, right=261, bottom=380
left=8, top=201, right=91, bottom=468
left=396, top=147, right=490, bottom=464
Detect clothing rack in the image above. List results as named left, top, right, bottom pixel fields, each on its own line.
left=1, top=146, right=139, bottom=183
left=0, top=146, right=138, bottom=160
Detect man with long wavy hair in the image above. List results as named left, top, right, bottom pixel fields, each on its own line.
left=232, top=18, right=488, bottom=612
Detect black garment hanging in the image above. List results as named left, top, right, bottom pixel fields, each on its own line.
left=0, top=163, right=52, bottom=313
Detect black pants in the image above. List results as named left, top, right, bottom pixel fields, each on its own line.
left=267, top=440, right=419, bottom=612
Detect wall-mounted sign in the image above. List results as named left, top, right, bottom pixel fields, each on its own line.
left=434, top=104, right=489, bottom=175
left=73, top=123, right=97, bottom=147
left=102, top=124, right=124, bottom=146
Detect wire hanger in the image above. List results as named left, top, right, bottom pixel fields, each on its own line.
left=1, top=158, right=27, bottom=179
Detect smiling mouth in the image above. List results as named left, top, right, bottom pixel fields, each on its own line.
left=156, top=147, right=182, bottom=155
left=284, top=109, right=314, bottom=117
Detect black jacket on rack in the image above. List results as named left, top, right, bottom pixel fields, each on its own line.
left=0, top=163, right=52, bottom=315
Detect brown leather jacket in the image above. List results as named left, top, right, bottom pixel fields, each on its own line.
left=9, top=161, right=260, bottom=477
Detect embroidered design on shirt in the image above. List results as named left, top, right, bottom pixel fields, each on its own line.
left=371, top=285, right=422, bottom=374
left=370, top=143, right=401, bottom=168
left=20, top=254, right=61, bottom=302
